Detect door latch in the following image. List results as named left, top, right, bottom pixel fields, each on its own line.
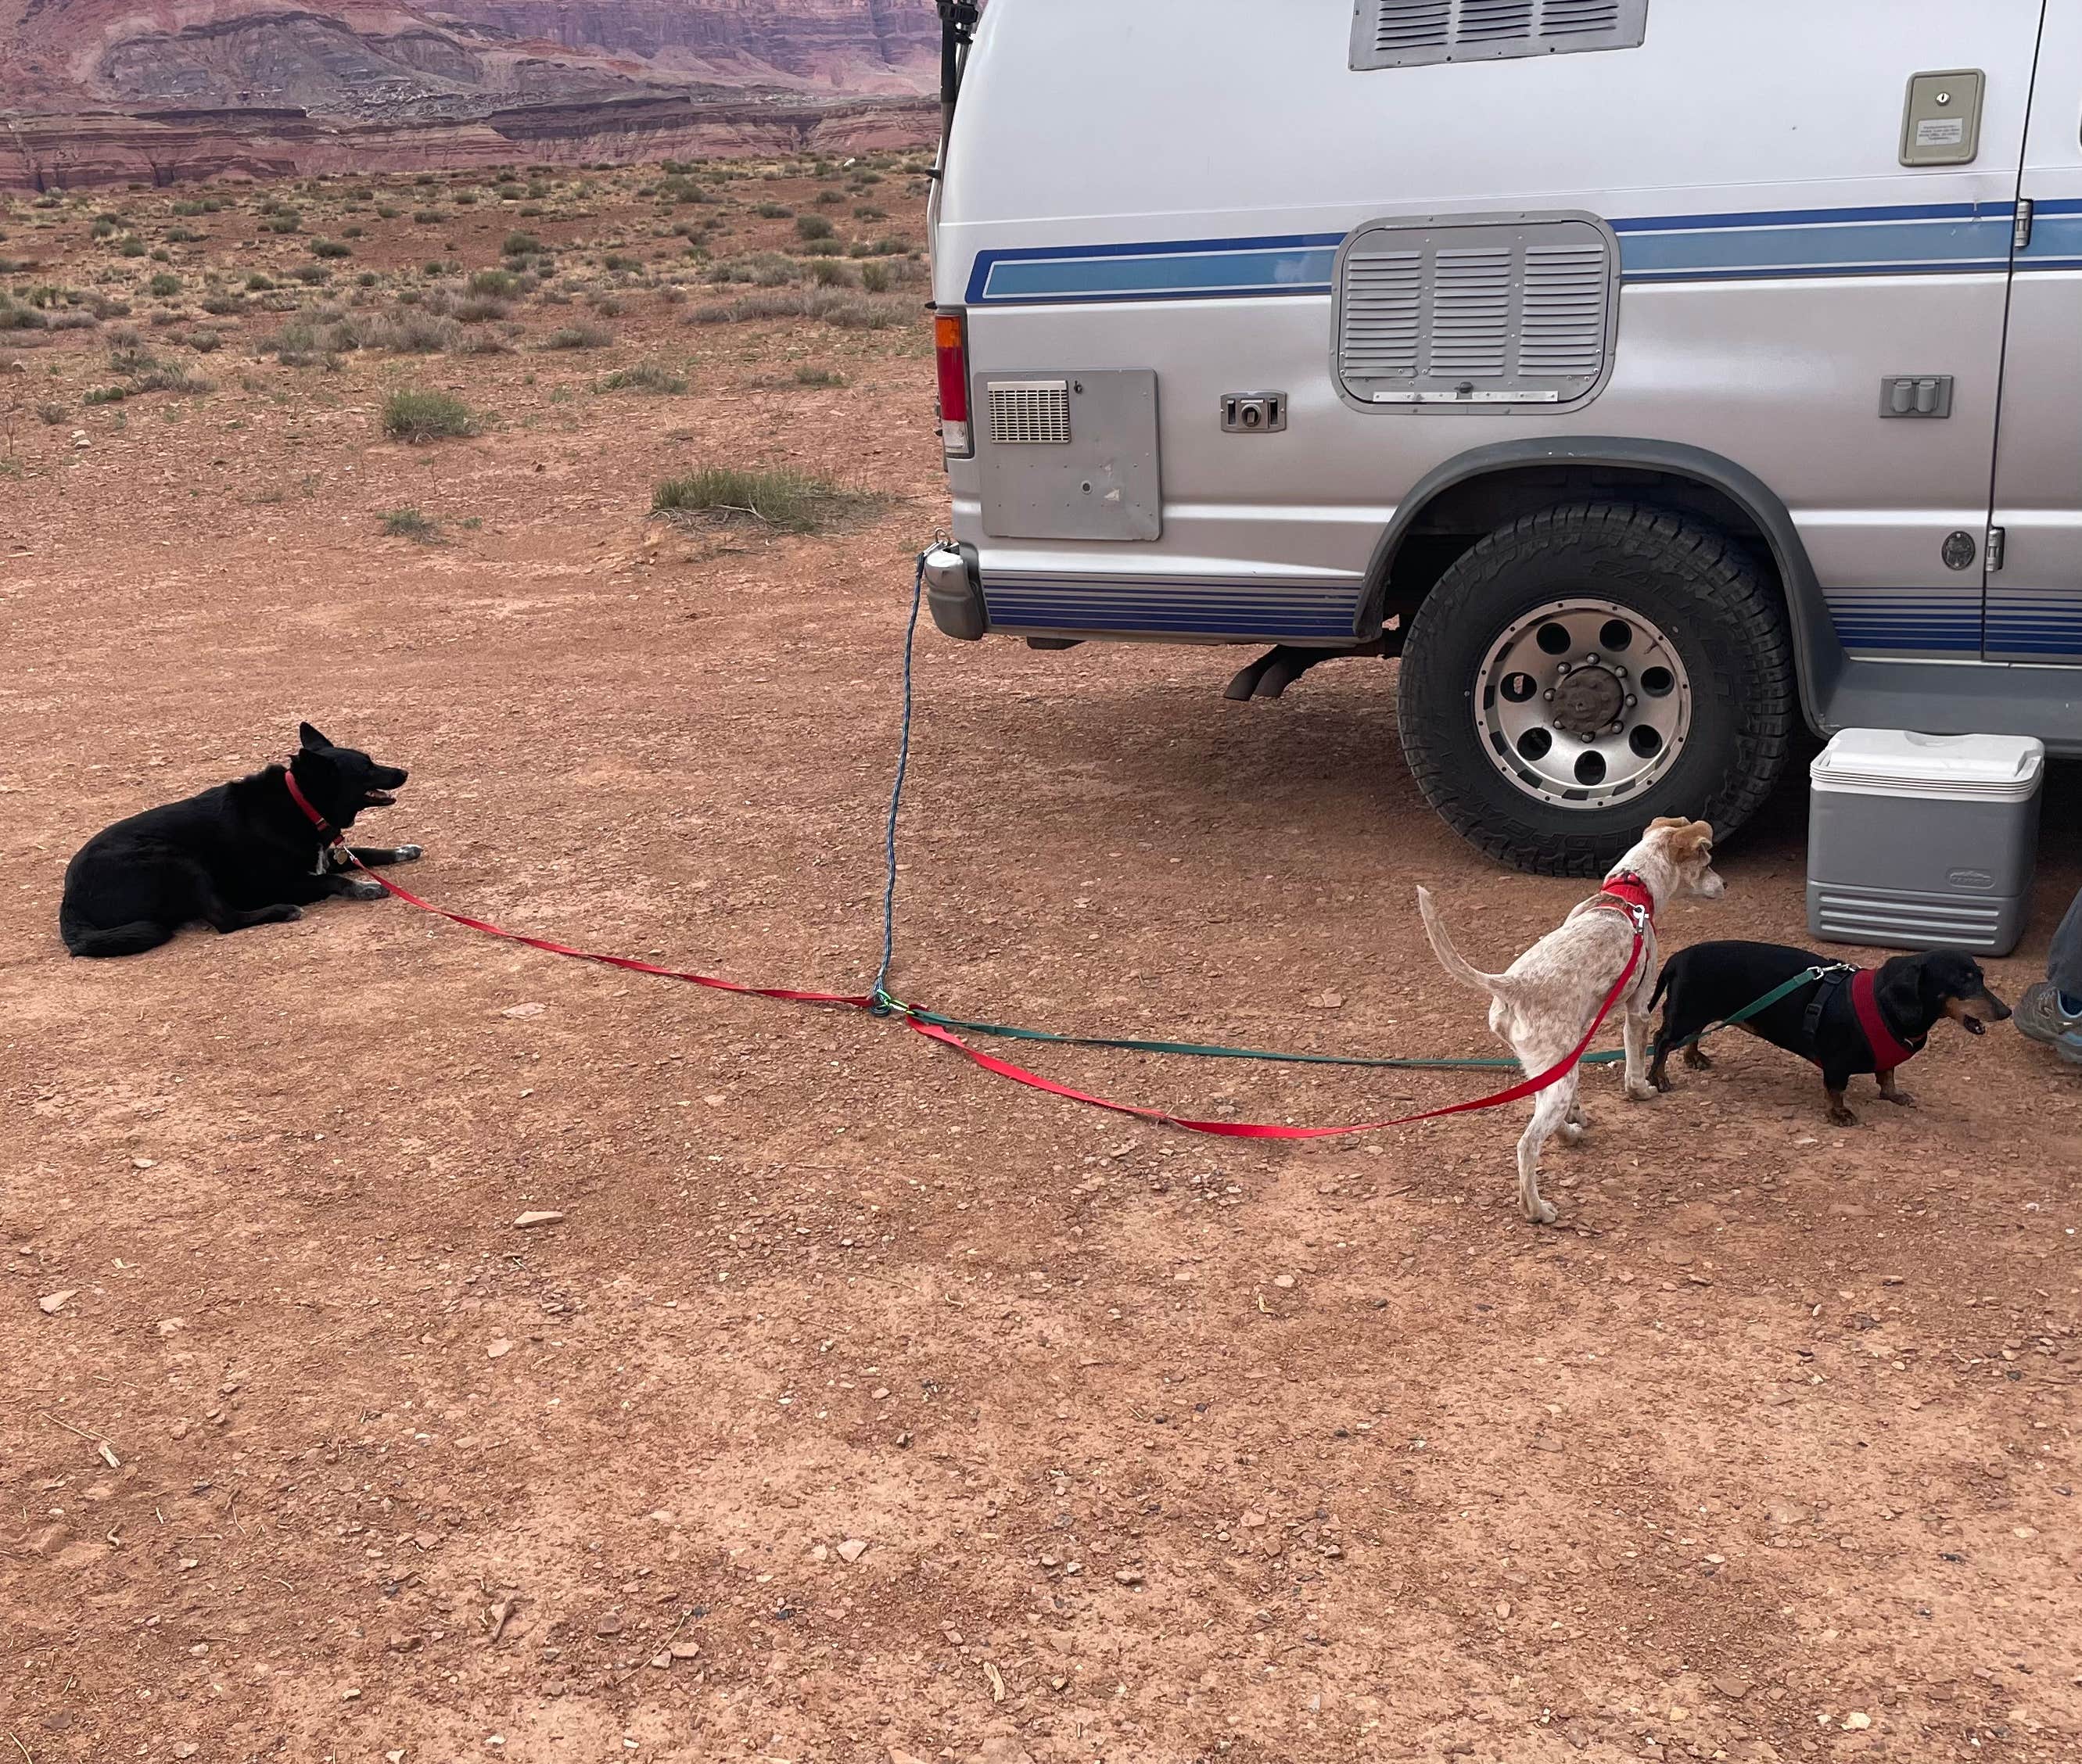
left=2014, top=198, right=2035, bottom=251
left=1987, top=525, right=2005, bottom=572
left=1220, top=393, right=1287, bottom=434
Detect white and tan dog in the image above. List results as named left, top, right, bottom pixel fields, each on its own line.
left=1417, top=818, right=1724, bottom=1224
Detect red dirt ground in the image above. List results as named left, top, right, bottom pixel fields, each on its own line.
left=3, top=168, right=2080, bottom=1764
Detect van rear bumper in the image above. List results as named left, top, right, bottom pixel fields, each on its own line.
left=923, top=543, right=986, bottom=640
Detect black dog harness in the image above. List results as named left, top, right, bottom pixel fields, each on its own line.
left=1801, top=963, right=1925, bottom=1073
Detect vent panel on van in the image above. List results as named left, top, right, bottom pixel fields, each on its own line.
left=1334, top=214, right=1617, bottom=410
left=1351, top=0, right=1645, bottom=69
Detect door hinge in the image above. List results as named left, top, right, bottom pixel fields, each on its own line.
left=1987, top=525, right=2006, bottom=571
left=2013, top=199, right=2034, bottom=251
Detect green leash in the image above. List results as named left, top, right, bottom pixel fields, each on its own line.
left=903, top=965, right=1832, bottom=1074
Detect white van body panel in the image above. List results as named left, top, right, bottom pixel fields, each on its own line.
left=932, top=0, right=2082, bottom=748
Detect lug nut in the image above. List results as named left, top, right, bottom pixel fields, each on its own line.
left=1542, top=689, right=1555, bottom=701
left=1624, top=695, right=1638, bottom=708
left=1556, top=662, right=1572, bottom=675
left=1613, top=665, right=1628, bottom=679
left=1585, top=653, right=1600, bottom=665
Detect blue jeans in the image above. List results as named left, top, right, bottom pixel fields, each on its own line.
left=2052, top=884, right=2082, bottom=1011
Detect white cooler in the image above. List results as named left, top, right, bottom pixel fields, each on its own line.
left=1807, top=729, right=2044, bottom=956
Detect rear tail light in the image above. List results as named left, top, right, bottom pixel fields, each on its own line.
left=935, top=308, right=972, bottom=457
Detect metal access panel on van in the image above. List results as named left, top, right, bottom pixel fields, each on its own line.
left=973, top=370, right=1161, bottom=542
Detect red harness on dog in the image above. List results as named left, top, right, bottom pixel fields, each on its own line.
left=1592, top=870, right=1657, bottom=927
left=1850, top=967, right=1922, bottom=1072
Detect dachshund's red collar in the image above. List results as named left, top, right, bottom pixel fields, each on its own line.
left=283, top=767, right=335, bottom=839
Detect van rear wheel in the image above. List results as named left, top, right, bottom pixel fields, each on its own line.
left=1396, top=501, right=1795, bottom=877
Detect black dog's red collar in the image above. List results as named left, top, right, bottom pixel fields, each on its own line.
left=1592, top=869, right=1656, bottom=925
left=283, top=767, right=336, bottom=839
left=1850, top=967, right=1922, bottom=1071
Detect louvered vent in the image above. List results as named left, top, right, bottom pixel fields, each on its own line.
left=1334, top=215, right=1616, bottom=409
left=1351, top=0, right=1646, bottom=69
left=986, top=380, right=1072, bottom=446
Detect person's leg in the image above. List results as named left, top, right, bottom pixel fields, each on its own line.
left=2051, top=886, right=2082, bottom=1009
left=2018, top=887, right=2082, bottom=1059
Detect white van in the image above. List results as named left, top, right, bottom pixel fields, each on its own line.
left=920, top=0, right=2082, bottom=874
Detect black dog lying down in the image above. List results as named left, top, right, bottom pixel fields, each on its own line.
left=60, top=723, right=421, bottom=959
left=1650, top=940, right=2011, bottom=1124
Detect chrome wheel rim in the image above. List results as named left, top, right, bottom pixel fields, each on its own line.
left=1474, top=598, right=1692, bottom=807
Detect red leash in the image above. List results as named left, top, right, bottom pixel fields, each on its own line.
left=287, top=771, right=866, bottom=1009
left=900, top=932, right=1641, bottom=1138
left=285, top=770, right=1646, bottom=1136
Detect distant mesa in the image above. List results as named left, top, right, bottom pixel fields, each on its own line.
left=0, top=1, right=940, bottom=188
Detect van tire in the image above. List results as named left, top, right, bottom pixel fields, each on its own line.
left=1396, top=500, right=1795, bottom=877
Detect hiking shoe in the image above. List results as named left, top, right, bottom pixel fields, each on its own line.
left=2014, top=981, right=2082, bottom=1065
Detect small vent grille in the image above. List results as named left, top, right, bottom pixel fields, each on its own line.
left=1338, top=248, right=1423, bottom=378
left=1352, top=0, right=1645, bottom=69
left=1334, top=214, right=1616, bottom=409
left=1427, top=247, right=1513, bottom=375
left=987, top=380, right=1072, bottom=446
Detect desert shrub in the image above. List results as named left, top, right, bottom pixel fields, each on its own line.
left=363, top=310, right=461, bottom=353
left=165, top=224, right=203, bottom=242
left=709, top=253, right=802, bottom=287
left=853, top=205, right=888, bottom=221
left=376, top=205, right=402, bottom=219
left=501, top=231, right=543, bottom=257
left=469, top=267, right=518, bottom=296
left=686, top=289, right=913, bottom=329
left=118, top=236, right=147, bottom=257
left=311, top=238, right=352, bottom=259
left=755, top=203, right=793, bottom=219
left=381, top=388, right=476, bottom=441
left=795, top=214, right=835, bottom=242
left=453, top=296, right=511, bottom=323
left=816, top=189, right=845, bottom=206
left=543, top=321, right=611, bottom=350
left=598, top=362, right=687, bottom=394
left=289, top=264, right=329, bottom=285
left=808, top=259, right=856, bottom=288
left=246, top=272, right=276, bottom=291
left=381, top=507, right=442, bottom=542
left=601, top=253, right=641, bottom=273
left=147, top=271, right=182, bottom=297
left=792, top=365, right=844, bottom=387
left=652, top=466, right=875, bottom=534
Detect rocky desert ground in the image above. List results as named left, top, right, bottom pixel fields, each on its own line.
left=2, top=156, right=2080, bottom=1764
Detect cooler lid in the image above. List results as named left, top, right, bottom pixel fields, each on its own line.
left=1811, top=729, right=2045, bottom=801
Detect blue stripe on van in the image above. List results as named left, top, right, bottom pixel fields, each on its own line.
left=964, top=202, right=2023, bottom=304
left=982, top=572, right=1363, bottom=639
left=1822, top=587, right=1983, bottom=654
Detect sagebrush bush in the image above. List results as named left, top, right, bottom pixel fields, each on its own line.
left=382, top=388, right=476, bottom=441
left=598, top=362, right=687, bottom=395
left=687, top=289, right=913, bottom=331
left=652, top=466, right=875, bottom=533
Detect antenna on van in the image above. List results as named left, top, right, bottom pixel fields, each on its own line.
left=931, top=1, right=982, bottom=181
